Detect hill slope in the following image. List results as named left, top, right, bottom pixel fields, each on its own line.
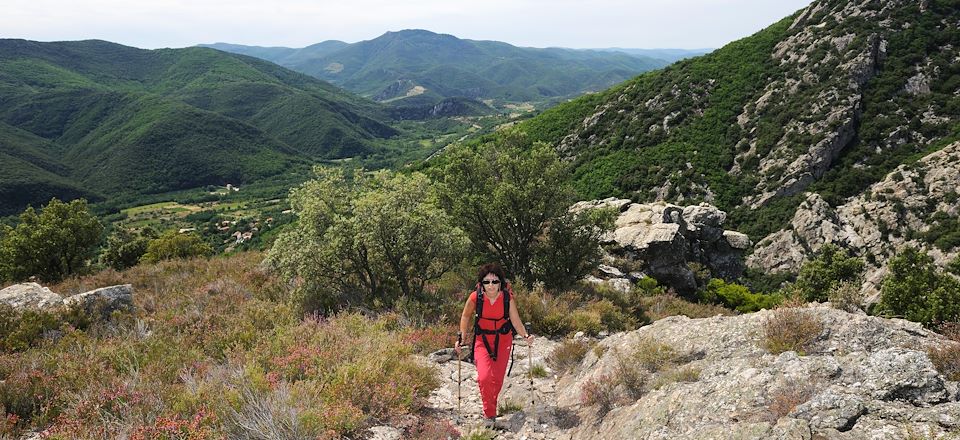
left=203, top=30, right=671, bottom=106
left=0, top=39, right=398, bottom=213
left=519, top=0, right=959, bottom=245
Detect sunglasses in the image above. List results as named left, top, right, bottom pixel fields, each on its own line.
left=481, top=280, right=501, bottom=285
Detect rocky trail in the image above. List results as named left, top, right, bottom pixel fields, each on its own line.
left=424, top=338, right=572, bottom=439
left=378, top=305, right=960, bottom=439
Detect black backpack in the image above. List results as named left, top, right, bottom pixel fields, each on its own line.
left=468, top=282, right=518, bottom=375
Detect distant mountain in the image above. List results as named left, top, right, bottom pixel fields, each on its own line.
left=202, top=30, right=671, bottom=106
left=202, top=40, right=350, bottom=66
left=593, top=48, right=713, bottom=63
left=0, top=39, right=398, bottom=214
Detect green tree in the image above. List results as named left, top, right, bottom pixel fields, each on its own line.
left=99, top=226, right=158, bottom=270
left=533, top=207, right=617, bottom=290
left=0, top=198, right=103, bottom=282
left=140, top=231, right=214, bottom=263
left=433, top=129, right=578, bottom=282
left=876, top=246, right=960, bottom=327
left=794, top=244, right=865, bottom=302
left=266, top=167, right=469, bottom=313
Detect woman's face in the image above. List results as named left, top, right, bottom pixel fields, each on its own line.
left=481, top=273, right=501, bottom=294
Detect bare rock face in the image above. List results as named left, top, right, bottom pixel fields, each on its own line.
left=426, top=306, right=960, bottom=439
left=749, top=140, right=960, bottom=303
left=554, top=306, right=958, bottom=439
left=0, top=282, right=63, bottom=310
left=576, top=198, right=752, bottom=294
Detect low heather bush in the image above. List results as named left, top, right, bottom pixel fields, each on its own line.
left=546, top=339, right=591, bottom=374
left=762, top=308, right=823, bottom=355
left=580, top=373, right=618, bottom=416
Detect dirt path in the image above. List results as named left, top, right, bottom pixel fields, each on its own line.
left=424, top=338, right=582, bottom=439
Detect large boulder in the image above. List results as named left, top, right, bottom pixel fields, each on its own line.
left=582, top=199, right=752, bottom=295
left=0, top=282, right=134, bottom=319
left=62, top=284, right=134, bottom=318
left=0, top=282, right=63, bottom=310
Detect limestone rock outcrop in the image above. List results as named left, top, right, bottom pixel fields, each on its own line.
left=749, top=140, right=960, bottom=303
left=427, top=305, right=960, bottom=439
left=575, top=198, right=752, bottom=294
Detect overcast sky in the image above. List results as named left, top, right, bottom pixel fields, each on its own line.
left=2, top=0, right=813, bottom=50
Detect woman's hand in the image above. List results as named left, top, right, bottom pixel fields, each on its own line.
left=523, top=333, right=534, bottom=344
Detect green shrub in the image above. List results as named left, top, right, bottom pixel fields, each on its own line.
left=141, top=231, right=213, bottom=263
left=516, top=286, right=575, bottom=336
left=948, top=255, right=960, bottom=276
left=0, top=363, right=62, bottom=429
left=530, top=364, right=549, bottom=378
left=651, top=366, right=701, bottom=390
left=517, top=285, right=639, bottom=337
left=0, top=305, right=61, bottom=353
left=640, top=291, right=735, bottom=321
left=631, top=338, right=679, bottom=373
left=99, top=226, right=157, bottom=271
left=580, top=281, right=650, bottom=323
left=876, top=246, right=960, bottom=327
left=794, top=244, right=865, bottom=302
left=700, top=278, right=781, bottom=313
left=569, top=300, right=636, bottom=336
left=498, top=399, right=523, bottom=415
left=614, top=350, right=648, bottom=400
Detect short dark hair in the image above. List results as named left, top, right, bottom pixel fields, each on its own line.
left=477, top=263, right=507, bottom=285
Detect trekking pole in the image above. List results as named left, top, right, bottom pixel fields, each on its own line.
left=457, top=355, right=462, bottom=412
left=526, top=322, right=533, bottom=407
left=456, top=332, right=462, bottom=412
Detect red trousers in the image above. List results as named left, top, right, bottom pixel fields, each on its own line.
left=474, top=334, right=513, bottom=418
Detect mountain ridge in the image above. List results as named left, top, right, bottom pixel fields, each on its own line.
left=201, top=29, right=678, bottom=106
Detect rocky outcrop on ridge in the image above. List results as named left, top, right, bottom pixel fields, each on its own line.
left=574, top=198, right=752, bottom=294
left=423, top=305, right=960, bottom=439
left=749, top=140, right=960, bottom=302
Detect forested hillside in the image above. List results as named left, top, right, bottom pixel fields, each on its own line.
left=0, top=39, right=399, bottom=214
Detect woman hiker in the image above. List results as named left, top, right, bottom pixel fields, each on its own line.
left=455, top=263, right=533, bottom=426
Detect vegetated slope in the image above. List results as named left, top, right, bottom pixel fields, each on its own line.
left=0, top=122, right=93, bottom=215
left=204, top=29, right=671, bottom=106
left=519, top=0, right=959, bottom=242
left=0, top=39, right=398, bottom=212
